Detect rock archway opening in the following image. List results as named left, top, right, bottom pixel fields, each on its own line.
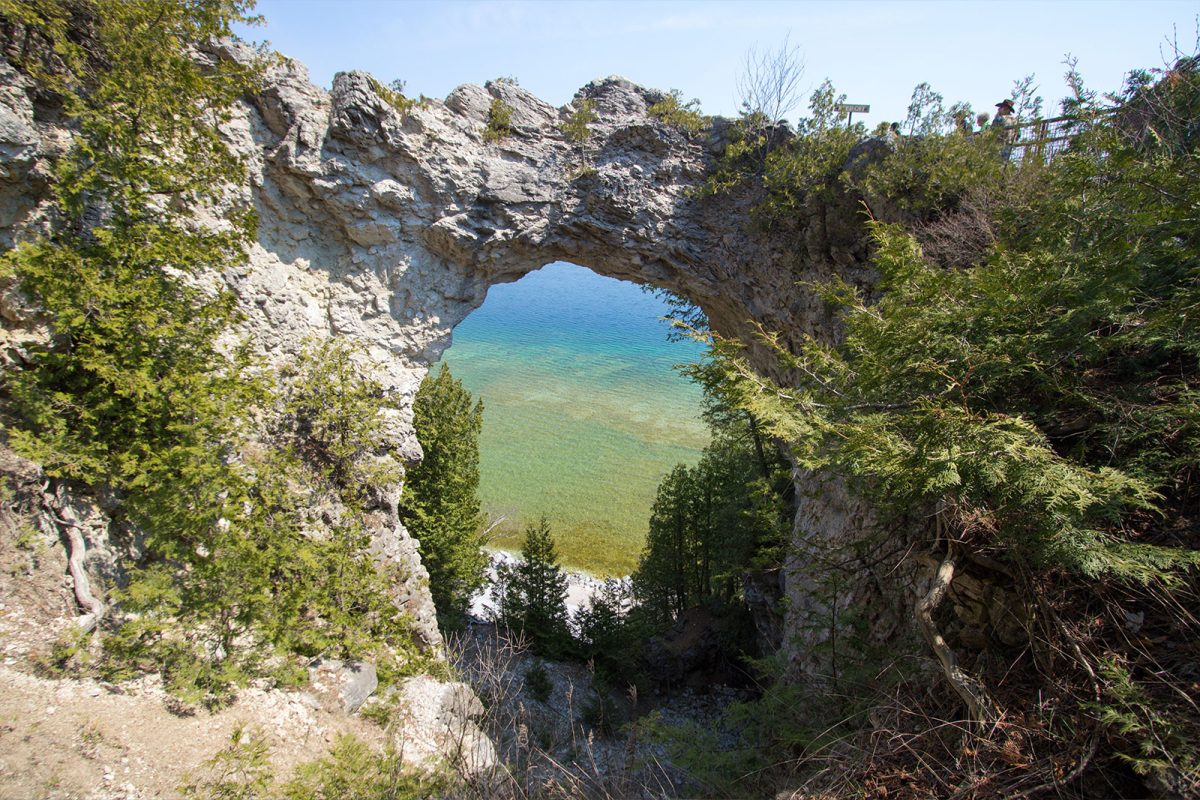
left=438, top=260, right=711, bottom=577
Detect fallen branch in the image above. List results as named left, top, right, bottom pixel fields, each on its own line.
left=1008, top=736, right=1099, bottom=800
left=479, top=516, right=508, bottom=542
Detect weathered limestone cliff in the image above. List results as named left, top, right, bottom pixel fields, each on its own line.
left=0, top=43, right=887, bottom=672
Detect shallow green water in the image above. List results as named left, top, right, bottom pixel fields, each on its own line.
left=438, top=262, right=708, bottom=575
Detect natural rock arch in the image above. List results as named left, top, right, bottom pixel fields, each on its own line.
left=227, top=46, right=876, bottom=396
left=0, top=42, right=888, bottom=665
left=212, top=46, right=890, bottom=666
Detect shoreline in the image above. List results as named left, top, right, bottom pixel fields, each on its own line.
left=468, top=548, right=631, bottom=623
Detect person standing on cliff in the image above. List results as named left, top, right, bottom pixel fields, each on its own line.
left=991, top=98, right=1019, bottom=159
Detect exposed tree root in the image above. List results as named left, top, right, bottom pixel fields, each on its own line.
left=915, top=546, right=998, bottom=726
left=40, top=482, right=104, bottom=633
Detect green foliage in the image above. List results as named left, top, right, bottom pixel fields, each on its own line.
left=641, top=286, right=709, bottom=340
left=561, top=97, right=597, bottom=143
left=851, top=126, right=1009, bottom=217
left=367, top=75, right=415, bottom=116
left=1007, top=73, right=1044, bottom=121
left=401, top=364, right=487, bottom=623
left=33, top=625, right=94, bottom=677
left=0, top=1, right=431, bottom=705
left=648, top=89, right=708, bottom=135
left=182, top=728, right=453, bottom=800
left=495, top=517, right=570, bottom=656
left=682, top=59, right=1200, bottom=791
left=705, top=77, right=1009, bottom=223
left=1091, top=658, right=1198, bottom=779
left=1, top=0, right=262, bottom=495
left=580, top=687, right=620, bottom=737
left=281, top=734, right=451, bottom=800
left=716, top=64, right=1200, bottom=585
left=96, top=342, right=424, bottom=706
left=633, top=421, right=789, bottom=624
left=276, top=338, right=400, bottom=503
left=523, top=659, right=552, bottom=702
left=641, top=711, right=768, bottom=798
left=483, top=97, right=514, bottom=142
left=708, top=79, right=864, bottom=221
left=181, top=724, right=273, bottom=800
left=902, top=81, right=947, bottom=136
left=572, top=578, right=650, bottom=689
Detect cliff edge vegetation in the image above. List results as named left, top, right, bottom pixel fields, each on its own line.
left=645, top=50, right=1200, bottom=799
left=0, top=0, right=440, bottom=710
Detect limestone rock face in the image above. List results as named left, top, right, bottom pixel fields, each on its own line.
left=0, top=42, right=889, bottom=674
left=393, top=675, right=497, bottom=776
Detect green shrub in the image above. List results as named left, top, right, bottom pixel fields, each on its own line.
left=648, top=89, right=708, bottom=135
left=281, top=734, right=451, bottom=800
left=524, top=659, right=552, bottom=702
left=561, top=97, right=597, bottom=142
left=580, top=688, right=620, bottom=737
left=367, top=76, right=415, bottom=116
left=180, top=724, right=273, bottom=800
left=483, top=97, right=514, bottom=142
left=182, top=729, right=454, bottom=800
left=96, top=340, right=426, bottom=705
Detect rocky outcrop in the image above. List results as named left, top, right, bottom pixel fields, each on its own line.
left=0, top=42, right=891, bottom=675
left=392, top=675, right=497, bottom=777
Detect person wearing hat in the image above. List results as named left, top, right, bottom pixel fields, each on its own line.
left=991, top=98, right=1018, bottom=159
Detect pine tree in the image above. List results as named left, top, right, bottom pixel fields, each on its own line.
left=0, top=1, right=427, bottom=703
left=496, top=517, right=569, bottom=655
left=633, top=427, right=790, bottom=624
left=634, top=464, right=693, bottom=622
left=400, top=364, right=487, bottom=622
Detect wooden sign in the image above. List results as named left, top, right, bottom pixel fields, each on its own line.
left=835, top=103, right=870, bottom=114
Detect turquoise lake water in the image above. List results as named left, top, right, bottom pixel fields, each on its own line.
left=438, top=262, right=709, bottom=575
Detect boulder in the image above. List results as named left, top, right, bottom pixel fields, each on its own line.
left=392, top=675, right=497, bottom=777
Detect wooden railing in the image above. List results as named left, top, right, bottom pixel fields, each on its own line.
left=1008, top=109, right=1116, bottom=164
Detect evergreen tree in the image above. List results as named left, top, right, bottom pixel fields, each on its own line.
left=633, top=429, right=789, bottom=624
left=634, top=464, right=693, bottom=623
left=0, top=1, right=428, bottom=704
left=1, top=0, right=261, bottom=496
left=401, top=365, right=487, bottom=623
left=704, top=59, right=1200, bottom=786
left=495, top=517, right=569, bottom=655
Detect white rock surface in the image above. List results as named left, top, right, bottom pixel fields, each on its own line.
left=393, top=675, right=497, bottom=776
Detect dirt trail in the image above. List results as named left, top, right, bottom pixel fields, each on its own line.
left=0, top=661, right=390, bottom=800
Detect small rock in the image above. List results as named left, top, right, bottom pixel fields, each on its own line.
left=309, top=658, right=378, bottom=713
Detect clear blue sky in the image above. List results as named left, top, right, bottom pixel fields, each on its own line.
left=239, top=1, right=1197, bottom=125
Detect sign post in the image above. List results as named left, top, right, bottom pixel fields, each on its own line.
left=834, top=103, right=870, bottom=126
